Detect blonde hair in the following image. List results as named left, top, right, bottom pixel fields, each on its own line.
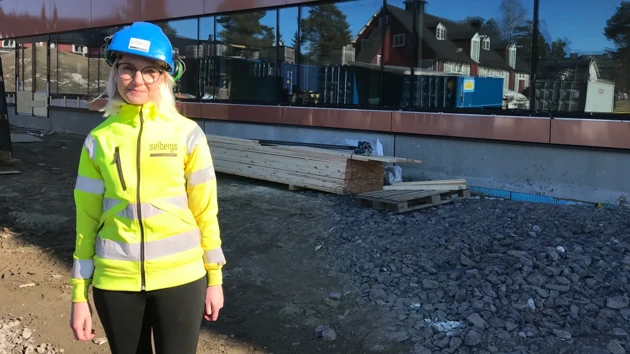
left=96, top=59, right=184, bottom=119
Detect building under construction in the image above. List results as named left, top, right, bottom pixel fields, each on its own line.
left=0, top=0, right=627, bottom=206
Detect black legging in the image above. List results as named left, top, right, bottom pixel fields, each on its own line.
left=93, top=276, right=206, bottom=354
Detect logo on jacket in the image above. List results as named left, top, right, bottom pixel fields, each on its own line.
left=149, top=141, right=178, bottom=153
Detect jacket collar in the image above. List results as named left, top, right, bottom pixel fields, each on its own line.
left=118, top=101, right=159, bottom=120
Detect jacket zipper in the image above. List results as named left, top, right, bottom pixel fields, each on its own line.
left=137, top=108, right=146, bottom=291
left=114, top=147, right=127, bottom=191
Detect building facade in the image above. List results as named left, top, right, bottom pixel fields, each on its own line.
left=0, top=0, right=628, bottom=205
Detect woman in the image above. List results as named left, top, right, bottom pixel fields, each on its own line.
left=69, top=22, right=226, bottom=354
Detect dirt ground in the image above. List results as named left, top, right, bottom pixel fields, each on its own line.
left=0, top=131, right=403, bottom=354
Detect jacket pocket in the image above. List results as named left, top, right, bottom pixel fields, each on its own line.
left=114, top=147, right=127, bottom=191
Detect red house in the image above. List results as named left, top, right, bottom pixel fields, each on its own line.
left=354, top=0, right=530, bottom=94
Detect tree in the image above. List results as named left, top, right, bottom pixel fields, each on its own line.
left=291, top=30, right=300, bottom=49
left=498, top=0, right=527, bottom=42
left=217, top=11, right=275, bottom=49
left=604, top=1, right=630, bottom=95
left=604, top=1, right=630, bottom=48
left=300, top=4, right=352, bottom=66
left=512, top=20, right=549, bottom=64
left=483, top=18, right=502, bottom=38
left=548, top=38, right=568, bottom=58
left=156, top=22, right=177, bottom=37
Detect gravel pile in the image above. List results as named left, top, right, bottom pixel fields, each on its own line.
left=0, top=317, right=63, bottom=354
left=325, top=197, right=630, bottom=353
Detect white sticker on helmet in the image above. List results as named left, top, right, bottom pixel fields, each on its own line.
left=128, top=38, right=151, bottom=53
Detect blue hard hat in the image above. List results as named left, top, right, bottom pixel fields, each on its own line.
left=104, top=22, right=176, bottom=74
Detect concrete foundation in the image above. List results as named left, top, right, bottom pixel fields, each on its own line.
left=8, top=108, right=630, bottom=206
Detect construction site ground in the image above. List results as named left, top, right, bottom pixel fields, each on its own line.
left=1, top=131, right=630, bottom=354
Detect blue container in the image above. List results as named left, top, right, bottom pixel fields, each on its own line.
left=455, top=76, right=503, bottom=108
left=279, top=63, right=320, bottom=94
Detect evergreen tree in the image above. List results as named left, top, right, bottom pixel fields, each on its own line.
left=512, top=20, right=549, bottom=64
left=300, top=4, right=352, bottom=66
left=548, top=38, right=568, bottom=58
left=217, top=11, right=275, bottom=49
left=604, top=1, right=630, bottom=94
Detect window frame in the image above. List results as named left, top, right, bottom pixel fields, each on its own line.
left=393, top=33, right=405, bottom=47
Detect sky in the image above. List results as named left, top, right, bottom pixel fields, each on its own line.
left=172, top=0, right=622, bottom=55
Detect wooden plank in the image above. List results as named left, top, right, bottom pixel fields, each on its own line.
left=271, top=145, right=423, bottom=164
left=213, top=158, right=345, bottom=191
left=211, top=147, right=347, bottom=179
left=207, top=134, right=260, bottom=145
left=384, top=184, right=467, bottom=191
left=394, top=179, right=467, bottom=185
left=397, top=189, right=470, bottom=212
left=209, top=141, right=351, bottom=163
left=215, top=165, right=342, bottom=194
left=356, top=189, right=470, bottom=213
left=360, top=190, right=437, bottom=203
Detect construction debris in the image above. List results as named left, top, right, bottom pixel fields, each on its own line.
left=207, top=134, right=423, bottom=195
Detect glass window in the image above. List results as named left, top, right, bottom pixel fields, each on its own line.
left=31, top=35, right=48, bottom=94
left=153, top=18, right=200, bottom=101
left=390, top=0, right=533, bottom=111
left=49, top=34, right=58, bottom=94
left=53, top=30, right=91, bottom=95
left=96, top=27, right=123, bottom=97
left=86, top=30, right=101, bottom=97
left=214, top=10, right=279, bottom=103
left=16, top=38, right=34, bottom=93
left=199, top=16, right=216, bottom=101
left=0, top=39, right=16, bottom=93
left=536, top=1, right=623, bottom=116
left=278, top=7, right=298, bottom=104
left=300, top=0, right=384, bottom=107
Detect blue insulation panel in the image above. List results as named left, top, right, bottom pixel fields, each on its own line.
left=469, top=186, right=615, bottom=208
left=469, top=186, right=511, bottom=199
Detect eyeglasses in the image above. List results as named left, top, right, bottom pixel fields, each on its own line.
left=115, top=63, right=163, bottom=84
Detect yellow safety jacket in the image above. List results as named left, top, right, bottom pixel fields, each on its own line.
left=69, top=102, right=225, bottom=303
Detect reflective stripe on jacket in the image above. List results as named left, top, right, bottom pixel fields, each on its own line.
left=69, top=102, right=224, bottom=302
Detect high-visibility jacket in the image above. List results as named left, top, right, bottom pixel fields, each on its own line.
left=69, top=102, right=225, bottom=303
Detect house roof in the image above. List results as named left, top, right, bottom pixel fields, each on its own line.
left=383, top=4, right=530, bottom=72
left=479, top=46, right=512, bottom=71
left=356, top=26, right=382, bottom=63
left=386, top=4, right=473, bottom=64
left=423, top=13, right=477, bottom=41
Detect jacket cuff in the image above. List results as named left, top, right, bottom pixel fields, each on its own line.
left=71, top=283, right=90, bottom=302
left=207, top=269, right=223, bottom=286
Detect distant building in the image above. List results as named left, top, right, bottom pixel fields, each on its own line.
left=354, top=0, right=530, bottom=93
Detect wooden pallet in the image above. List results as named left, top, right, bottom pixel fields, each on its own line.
left=357, top=188, right=471, bottom=213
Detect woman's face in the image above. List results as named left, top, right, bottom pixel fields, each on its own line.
left=115, top=54, right=164, bottom=106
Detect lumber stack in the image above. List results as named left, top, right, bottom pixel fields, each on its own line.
left=206, top=134, right=423, bottom=195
